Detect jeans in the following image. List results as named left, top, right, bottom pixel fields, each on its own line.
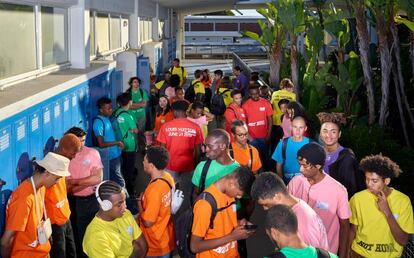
left=250, top=138, right=270, bottom=171
left=109, top=156, right=125, bottom=188
left=145, top=252, right=172, bottom=258
left=165, top=169, right=193, bottom=215
left=121, top=151, right=137, bottom=196
left=50, top=220, right=77, bottom=258
left=68, top=194, right=99, bottom=258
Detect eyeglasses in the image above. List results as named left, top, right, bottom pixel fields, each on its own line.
left=235, top=133, right=248, bottom=137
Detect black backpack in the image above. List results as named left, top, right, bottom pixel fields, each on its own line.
left=174, top=160, right=235, bottom=258
left=210, top=89, right=230, bottom=116
left=266, top=247, right=331, bottom=258
left=91, top=116, right=105, bottom=147
left=185, top=81, right=197, bottom=103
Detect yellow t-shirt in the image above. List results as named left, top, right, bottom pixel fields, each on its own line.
left=349, top=189, right=414, bottom=258
left=169, top=66, right=188, bottom=86
left=83, top=210, right=142, bottom=258
left=271, top=89, right=296, bottom=125
left=192, top=79, right=205, bottom=95
left=155, top=80, right=166, bottom=90
left=217, top=88, right=232, bottom=107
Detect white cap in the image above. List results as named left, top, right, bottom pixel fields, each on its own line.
left=36, top=152, right=70, bottom=177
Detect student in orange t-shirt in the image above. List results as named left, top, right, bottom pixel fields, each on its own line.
left=1, top=152, right=70, bottom=258
left=45, top=133, right=81, bottom=257
left=154, top=95, right=174, bottom=136
left=138, top=146, right=176, bottom=257
left=229, top=120, right=262, bottom=175
left=224, top=90, right=246, bottom=139
left=190, top=167, right=255, bottom=258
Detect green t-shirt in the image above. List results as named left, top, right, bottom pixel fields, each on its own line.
left=192, top=160, right=240, bottom=188
left=272, top=246, right=338, bottom=258
left=129, top=88, right=149, bottom=121
left=114, top=108, right=137, bottom=152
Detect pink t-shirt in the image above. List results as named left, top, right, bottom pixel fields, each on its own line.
left=187, top=115, right=208, bottom=139
left=292, top=199, right=329, bottom=250
left=281, top=115, right=292, bottom=138
left=288, top=174, right=351, bottom=254
left=67, top=146, right=103, bottom=196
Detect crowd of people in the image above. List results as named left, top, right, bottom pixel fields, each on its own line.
left=1, top=58, right=413, bottom=258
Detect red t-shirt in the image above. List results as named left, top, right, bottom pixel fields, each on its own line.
left=157, top=118, right=204, bottom=172
left=224, top=103, right=247, bottom=134
left=242, top=98, right=273, bottom=139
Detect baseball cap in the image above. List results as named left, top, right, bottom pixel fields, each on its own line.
left=36, top=152, right=71, bottom=177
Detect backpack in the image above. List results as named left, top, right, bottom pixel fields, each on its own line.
left=112, top=110, right=129, bottom=142
left=151, top=177, right=184, bottom=215
left=229, top=144, right=253, bottom=170
left=174, top=191, right=235, bottom=258
left=210, top=89, right=230, bottom=116
left=169, top=66, right=185, bottom=78
left=91, top=116, right=105, bottom=147
left=185, top=81, right=197, bottom=103
left=266, top=247, right=331, bottom=258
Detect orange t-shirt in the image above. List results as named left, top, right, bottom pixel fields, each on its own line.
left=6, top=180, right=51, bottom=257
left=139, top=173, right=176, bottom=256
left=230, top=143, right=262, bottom=174
left=154, top=111, right=174, bottom=134
left=45, top=178, right=71, bottom=225
left=192, top=184, right=239, bottom=258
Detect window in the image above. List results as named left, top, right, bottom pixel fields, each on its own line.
left=158, top=20, right=164, bottom=39
left=41, top=7, right=68, bottom=67
left=90, top=13, right=95, bottom=56
left=0, top=3, right=36, bottom=80
left=121, top=18, right=129, bottom=48
left=96, top=13, right=109, bottom=53
left=110, top=15, right=121, bottom=50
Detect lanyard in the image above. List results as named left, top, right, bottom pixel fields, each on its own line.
left=30, top=177, right=48, bottom=223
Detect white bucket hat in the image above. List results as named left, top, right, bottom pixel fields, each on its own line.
left=36, top=152, right=71, bottom=177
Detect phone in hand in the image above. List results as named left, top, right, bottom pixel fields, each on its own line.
left=244, top=224, right=258, bottom=230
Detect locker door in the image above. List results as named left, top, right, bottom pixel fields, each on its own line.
left=29, top=110, right=42, bottom=161
left=0, top=126, right=13, bottom=190
left=62, top=95, right=71, bottom=131
left=110, top=70, right=123, bottom=104
left=71, top=91, right=81, bottom=127
left=53, top=100, right=63, bottom=139
left=14, top=118, right=31, bottom=185
left=79, top=87, right=87, bottom=129
left=42, top=104, right=53, bottom=151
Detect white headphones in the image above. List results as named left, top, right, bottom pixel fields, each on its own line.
left=95, top=181, right=113, bottom=211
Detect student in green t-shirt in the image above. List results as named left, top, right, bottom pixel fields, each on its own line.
left=126, top=77, right=149, bottom=132
left=263, top=204, right=337, bottom=258
left=114, top=93, right=138, bottom=196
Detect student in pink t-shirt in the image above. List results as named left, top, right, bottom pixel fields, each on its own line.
left=187, top=101, right=209, bottom=139
left=64, top=127, right=103, bottom=258
left=251, top=172, right=329, bottom=251
left=288, top=143, right=351, bottom=257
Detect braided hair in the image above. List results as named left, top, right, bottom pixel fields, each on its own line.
left=98, top=181, right=122, bottom=201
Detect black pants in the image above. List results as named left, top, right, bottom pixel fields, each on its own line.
left=68, top=194, right=99, bottom=258
left=50, top=220, right=77, bottom=258
left=122, top=151, right=137, bottom=196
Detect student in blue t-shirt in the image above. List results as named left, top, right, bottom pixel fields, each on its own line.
left=272, top=116, right=311, bottom=183
left=93, top=97, right=125, bottom=188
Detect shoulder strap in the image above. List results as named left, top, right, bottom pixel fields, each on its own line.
left=115, top=110, right=128, bottom=119
left=316, top=248, right=331, bottom=258
left=181, top=66, right=184, bottom=75
left=229, top=144, right=234, bottom=159
left=248, top=144, right=253, bottom=170
left=199, top=159, right=212, bottom=194
left=139, top=88, right=144, bottom=97
left=197, top=192, right=235, bottom=229
left=282, top=137, right=289, bottom=164
left=169, top=66, right=174, bottom=73
left=220, top=89, right=231, bottom=95
left=152, top=177, right=173, bottom=189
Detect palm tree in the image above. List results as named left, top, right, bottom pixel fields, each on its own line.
left=244, top=3, right=285, bottom=88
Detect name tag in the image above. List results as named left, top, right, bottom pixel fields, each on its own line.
left=315, top=200, right=329, bottom=210
left=259, top=107, right=265, bottom=111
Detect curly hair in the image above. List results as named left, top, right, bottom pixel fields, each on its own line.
left=359, top=154, right=401, bottom=179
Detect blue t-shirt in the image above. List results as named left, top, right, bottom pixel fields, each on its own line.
left=272, top=137, right=311, bottom=180
left=93, top=115, right=122, bottom=160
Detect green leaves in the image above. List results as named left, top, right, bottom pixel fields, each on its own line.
left=395, top=16, right=414, bottom=32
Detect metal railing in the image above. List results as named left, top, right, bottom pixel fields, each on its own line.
left=182, top=44, right=267, bottom=59
left=231, top=52, right=270, bottom=88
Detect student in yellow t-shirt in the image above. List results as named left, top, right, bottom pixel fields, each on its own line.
left=169, top=58, right=188, bottom=87
left=192, top=70, right=206, bottom=96
left=83, top=181, right=147, bottom=258
left=349, top=154, right=414, bottom=258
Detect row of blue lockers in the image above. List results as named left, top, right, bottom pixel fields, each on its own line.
left=0, top=68, right=123, bottom=192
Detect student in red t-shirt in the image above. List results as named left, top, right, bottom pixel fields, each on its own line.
left=242, top=84, right=273, bottom=170
left=224, top=89, right=246, bottom=138
left=156, top=100, right=204, bottom=214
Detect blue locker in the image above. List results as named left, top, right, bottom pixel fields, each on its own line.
left=110, top=70, right=123, bottom=105
left=14, top=118, right=31, bottom=186
left=29, top=110, right=42, bottom=161
left=52, top=100, right=63, bottom=139
left=42, top=104, right=53, bottom=149
left=78, top=87, right=87, bottom=129
left=0, top=126, right=13, bottom=190
left=137, top=56, right=151, bottom=92
left=63, top=95, right=71, bottom=131
left=71, top=91, right=81, bottom=127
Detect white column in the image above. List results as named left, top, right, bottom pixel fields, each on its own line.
left=69, top=0, right=89, bottom=69
left=129, top=0, right=139, bottom=49
left=152, top=3, right=160, bottom=41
